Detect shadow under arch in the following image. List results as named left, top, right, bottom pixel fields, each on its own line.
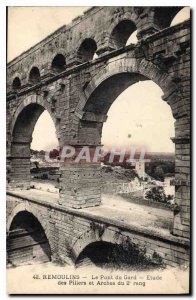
left=77, top=38, right=97, bottom=63
left=29, top=66, right=41, bottom=84
left=12, top=77, right=21, bottom=91
left=7, top=205, right=52, bottom=266
left=109, top=19, right=137, bottom=49
left=75, top=241, right=116, bottom=268
left=51, top=53, right=66, bottom=72
left=72, top=229, right=161, bottom=270
left=153, top=7, right=185, bottom=29
left=72, top=227, right=122, bottom=264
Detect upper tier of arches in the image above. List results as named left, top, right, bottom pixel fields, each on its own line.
left=8, top=7, right=189, bottom=92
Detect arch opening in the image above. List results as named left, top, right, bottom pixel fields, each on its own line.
left=7, top=211, right=51, bottom=267
left=110, top=20, right=137, bottom=49
left=126, top=30, right=138, bottom=46
left=81, top=71, right=175, bottom=209
left=101, top=80, right=175, bottom=152
left=170, top=7, right=190, bottom=26
left=9, top=103, right=59, bottom=190
left=84, top=73, right=147, bottom=114
left=153, top=7, right=186, bottom=29
left=100, top=79, right=175, bottom=205
left=12, top=77, right=21, bottom=90
left=31, top=110, right=60, bottom=187
left=78, top=38, right=97, bottom=63
left=29, top=67, right=41, bottom=84
left=75, top=240, right=161, bottom=270
left=52, top=54, right=66, bottom=72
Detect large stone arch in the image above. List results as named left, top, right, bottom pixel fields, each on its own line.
left=71, top=55, right=189, bottom=236
left=71, top=58, right=179, bottom=206
left=75, top=56, right=180, bottom=123
left=10, top=94, right=57, bottom=136
left=7, top=202, right=51, bottom=249
left=74, top=56, right=187, bottom=148
left=6, top=202, right=53, bottom=266
left=8, top=94, right=59, bottom=189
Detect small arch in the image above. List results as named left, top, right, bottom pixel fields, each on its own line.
left=110, top=20, right=137, bottom=49
left=170, top=7, right=190, bottom=26
left=78, top=38, right=97, bottom=63
left=153, top=7, right=185, bottom=29
left=29, top=66, right=41, bottom=84
left=12, top=77, right=21, bottom=90
left=52, top=54, right=66, bottom=72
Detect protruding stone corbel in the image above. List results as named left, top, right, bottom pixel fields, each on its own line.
left=82, top=112, right=108, bottom=123
left=171, top=137, right=190, bottom=144
left=75, top=110, right=107, bottom=123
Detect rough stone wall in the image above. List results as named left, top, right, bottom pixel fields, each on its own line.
left=7, top=7, right=190, bottom=239
left=7, top=195, right=190, bottom=267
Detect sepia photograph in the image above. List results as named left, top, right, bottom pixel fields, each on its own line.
left=6, top=5, right=191, bottom=294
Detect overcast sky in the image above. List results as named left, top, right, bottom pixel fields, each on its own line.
left=8, top=7, right=190, bottom=153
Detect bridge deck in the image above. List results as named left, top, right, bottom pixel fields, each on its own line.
left=7, top=188, right=189, bottom=247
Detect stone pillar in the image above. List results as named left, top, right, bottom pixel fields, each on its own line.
left=59, top=145, right=102, bottom=208
left=66, top=51, right=84, bottom=68
left=171, top=136, right=190, bottom=239
left=162, top=78, right=190, bottom=240
left=7, top=141, right=31, bottom=189
left=133, top=7, right=160, bottom=40
left=58, top=112, right=104, bottom=208
left=96, top=32, right=116, bottom=57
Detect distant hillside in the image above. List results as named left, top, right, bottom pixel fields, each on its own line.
left=30, top=149, right=175, bottom=164
left=148, top=152, right=175, bottom=161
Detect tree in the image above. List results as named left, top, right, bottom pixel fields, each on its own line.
left=145, top=186, right=167, bottom=203
left=33, top=161, right=39, bottom=169
left=154, top=166, right=164, bottom=181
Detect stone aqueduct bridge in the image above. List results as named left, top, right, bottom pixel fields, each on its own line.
left=6, top=7, right=190, bottom=267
